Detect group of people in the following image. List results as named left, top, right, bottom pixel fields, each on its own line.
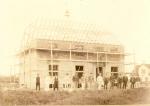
left=104, top=74, right=129, bottom=90
left=36, top=74, right=59, bottom=91
left=72, top=73, right=96, bottom=90
left=72, top=73, right=105, bottom=90
left=72, top=73, right=140, bottom=90
left=35, top=73, right=140, bottom=91
left=100, top=74, right=139, bottom=90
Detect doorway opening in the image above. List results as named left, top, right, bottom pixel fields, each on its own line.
left=75, top=65, right=84, bottom=88
left=96, top=67, right=103, bottom=78
left=111, top=67, right=118, bottom=78
left=75, top=65, right=84, bottom=79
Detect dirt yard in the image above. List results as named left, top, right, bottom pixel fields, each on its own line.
left=0, top=88, right=150, bottom=105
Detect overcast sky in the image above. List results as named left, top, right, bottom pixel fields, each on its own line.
left=0, top=0, right=150, bottom=75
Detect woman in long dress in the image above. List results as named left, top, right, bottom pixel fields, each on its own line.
left=96, top=73, right=104, bottom=90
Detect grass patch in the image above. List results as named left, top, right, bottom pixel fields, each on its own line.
left=0, top=88, right=150, bottom=105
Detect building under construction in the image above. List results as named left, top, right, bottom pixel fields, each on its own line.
left=18, top=19, right=125, bottom=90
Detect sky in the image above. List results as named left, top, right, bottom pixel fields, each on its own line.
left=0, top=0, right=150, bottom=75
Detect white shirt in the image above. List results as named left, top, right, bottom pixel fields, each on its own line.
left=97, top=75, right=104, bottom=85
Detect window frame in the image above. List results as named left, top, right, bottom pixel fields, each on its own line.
left=48, top=64, right=59, bottom=76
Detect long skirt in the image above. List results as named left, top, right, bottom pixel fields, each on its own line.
left=97, top=83, right=102, bottom=90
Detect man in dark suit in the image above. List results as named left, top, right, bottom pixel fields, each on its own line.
left=104, top=76, right=109, bottom=90
left=117, top=74, right=123, bottom=89
left=110, top=75, right=115, bottom=89
left=53, top=76, right=59, bottom=91
left=123, top=75, right=128, bottom=89
left=130, top=75, right=136, bottom=89
left=36, top=74, right=40, bottom=91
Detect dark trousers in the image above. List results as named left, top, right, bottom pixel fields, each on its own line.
left=123, top=82, right=127, bottom=89
left=131, top=83, right=135, bottom=88
left=118, top=83, right=122, bottom=89
left=78, top=83, right=82, bottom=88
left=54, top=87, right=58, bottom=91
left=104, top=83, right=108, bottom=89
left=110, top=82, right=114, bottom=89
left=36, top=83, right=40, bottom=91
left=114, top=83, right=117, bottom=87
